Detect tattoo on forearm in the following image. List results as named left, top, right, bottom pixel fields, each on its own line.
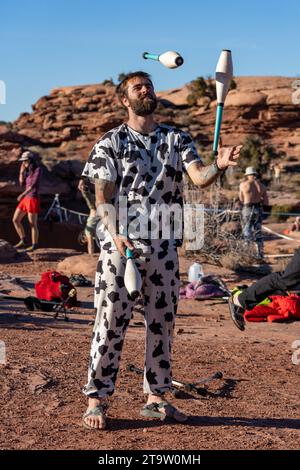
left=197, top=162, right=222, bottom=187
left=95, top=179, right=117, bottom=237
left=95, top=179, right=116, bottom=201
left=95, top=178, right=110, bottom=191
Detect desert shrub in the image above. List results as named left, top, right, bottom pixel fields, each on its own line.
left=270, top=204, right=294, bottom=222
left=187, top=76, right=216, bottom=106
left=238, top=136, right=285, bottom=177
left=102, top=78, right=114, bottom=86
left=187, top=76, right=237, bottom=108
left=186, top=94, right=198, bottom=107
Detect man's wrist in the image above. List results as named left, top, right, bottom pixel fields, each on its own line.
left=213, top=160, right=226, bottom=173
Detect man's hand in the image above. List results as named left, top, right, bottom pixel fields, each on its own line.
left=112, top=235, right=138, bottom=258
left=216, top=144, right=242, bottom=170
left=78, top=178, right=87, bottom=192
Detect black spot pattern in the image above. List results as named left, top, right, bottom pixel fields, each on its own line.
left=82, top=123, right=201, bottom=252
left=98, top=345, right=108, bottom=355
left=82, top=121, right=201, bottom=398
left=146, top=368, right=158, bottom=385
left=153, top=340, right=164, bottom=358
left=149, top=319, right=163, bottom=335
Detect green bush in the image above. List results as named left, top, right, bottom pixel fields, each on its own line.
left=102, top=78, right=114, bottom=86
left=186, top=93, right=198, bottom=107
left=239, top=136, right=285, bottom=176
left=187, top=76, right=237, bottom=108
left=270, top=204, right=294, bottom=222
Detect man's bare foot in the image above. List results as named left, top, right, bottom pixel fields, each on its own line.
left=147, top=393, right=164, bottom=406
left=83, top=397, right=107, bottom=430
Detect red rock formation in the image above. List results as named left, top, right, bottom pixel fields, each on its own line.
left=0, top=77, right=299, bottom=206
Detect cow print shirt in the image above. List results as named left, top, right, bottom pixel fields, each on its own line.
left=82, top=123, right=202, bottom=249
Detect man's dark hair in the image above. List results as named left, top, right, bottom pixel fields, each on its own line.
left=116, top=71, right=153, bottom=106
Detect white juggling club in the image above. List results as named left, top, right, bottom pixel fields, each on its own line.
left=143, top=51, right=184, bottom=69
left=124, top=248, right=142, bottom=300
left=212, top=49, right=233, bottom=156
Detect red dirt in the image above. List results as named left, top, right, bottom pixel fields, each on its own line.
left=1, top=242, right=300, bottom=450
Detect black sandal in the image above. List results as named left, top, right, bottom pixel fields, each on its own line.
left=140, top=401, right=188, bottom=423
left=228, top=296, right=245, bottom=331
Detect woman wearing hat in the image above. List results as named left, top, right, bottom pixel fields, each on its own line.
left=13, top=151, right=41, bottom=252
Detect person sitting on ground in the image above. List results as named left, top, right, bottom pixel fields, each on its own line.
left=78, top=178, right=100, bottom=255
left=291, top=217, right=300, bottom=232
left=229, top=247, right=300, bottom=330
left=13, top=151, right=42, bottom=252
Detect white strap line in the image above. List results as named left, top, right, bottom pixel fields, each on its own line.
left=60, top=206, right=88, bottom=217
left=262, top=225, right=300, bottom=243
left=265, top=254, right=295, bottom=258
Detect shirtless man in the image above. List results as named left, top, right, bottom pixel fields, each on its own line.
left=239, top=167, right=269, bottom=258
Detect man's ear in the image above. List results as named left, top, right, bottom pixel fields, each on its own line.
left=122, top=95, right=130, bottom=109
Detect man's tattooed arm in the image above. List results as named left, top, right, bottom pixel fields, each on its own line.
left=186, top=161, right=223, bottom=188
left=95, top=179, right=117, bottom=237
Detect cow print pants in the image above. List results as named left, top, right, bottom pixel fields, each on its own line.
left=83, top=241, right=180, bottom=398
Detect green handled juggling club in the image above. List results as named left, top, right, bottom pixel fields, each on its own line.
left=143, top=51, right=184, bottom=69
left=213, top=49, right=233, bottom=156
left=124, top=248, right=142, bottom=300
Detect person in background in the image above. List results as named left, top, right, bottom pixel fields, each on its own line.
left=273, top=163, right=282, bottom=184
left=13, top=151, right=41, bottom=252
left=78, top=178, right=100, bottom=255
left=229, top=247, right=300, bottom=331
left=239, top=166, right=269, bottom=259
left=290, top=217, right=300, bottom=233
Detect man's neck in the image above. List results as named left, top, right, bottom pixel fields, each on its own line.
left=126, top=114, right=157, bottom=134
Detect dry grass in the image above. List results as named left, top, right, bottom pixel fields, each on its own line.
left=184, top=181, right=259, bottom=270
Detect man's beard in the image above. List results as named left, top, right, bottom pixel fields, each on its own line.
left=129, top=95, right=157, bottom=116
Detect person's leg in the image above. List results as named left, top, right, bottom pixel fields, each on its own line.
left=12, top=208, right=26, bottom=246
left=27, top=212, right=39, bottom=246
left=242, top=206, right=253, bottom=243
left=253, top=208, right=264, bottom=258
left=141, top=241, right=187, bottom=421
left=83, top=249, right=136, bottom=429
left=86, top=233, right=94, bottom=254
left=237, top=248, right=300, bottom=310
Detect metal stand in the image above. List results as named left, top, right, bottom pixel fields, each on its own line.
left=126, top=364, right=223, bottom=398
left=44, top=194, right=63, bottom=222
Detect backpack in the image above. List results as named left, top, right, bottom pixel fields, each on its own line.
left=35, top=271, right=77, bottom=307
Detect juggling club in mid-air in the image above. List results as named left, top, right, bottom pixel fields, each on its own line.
left=143, top=51, right=184, bottom=69
left=212, top=49, right=233, bottom=156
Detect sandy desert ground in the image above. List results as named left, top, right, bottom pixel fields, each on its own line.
left=1, top=230, right=300, bottom=451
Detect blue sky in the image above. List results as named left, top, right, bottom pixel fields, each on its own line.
left=0, top=0, right=299, bottom=122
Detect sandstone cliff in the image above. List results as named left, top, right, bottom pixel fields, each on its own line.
left=0, top=76, right=299, bottom=203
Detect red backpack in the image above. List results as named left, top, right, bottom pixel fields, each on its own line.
left=35, top=271, right=77, bottom=307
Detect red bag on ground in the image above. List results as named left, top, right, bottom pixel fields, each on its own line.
left=244, top=294, right=300, bottom=323
left=35, top=271, right=77, bottom=307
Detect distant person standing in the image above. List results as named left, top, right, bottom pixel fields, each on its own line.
left=273, top=163, right=282, bottom=184
left=78, top=178, right=100, bottom=255
left=13, top=151, right=41, bottom=252
left=239, top=167, right=269, bottom=259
